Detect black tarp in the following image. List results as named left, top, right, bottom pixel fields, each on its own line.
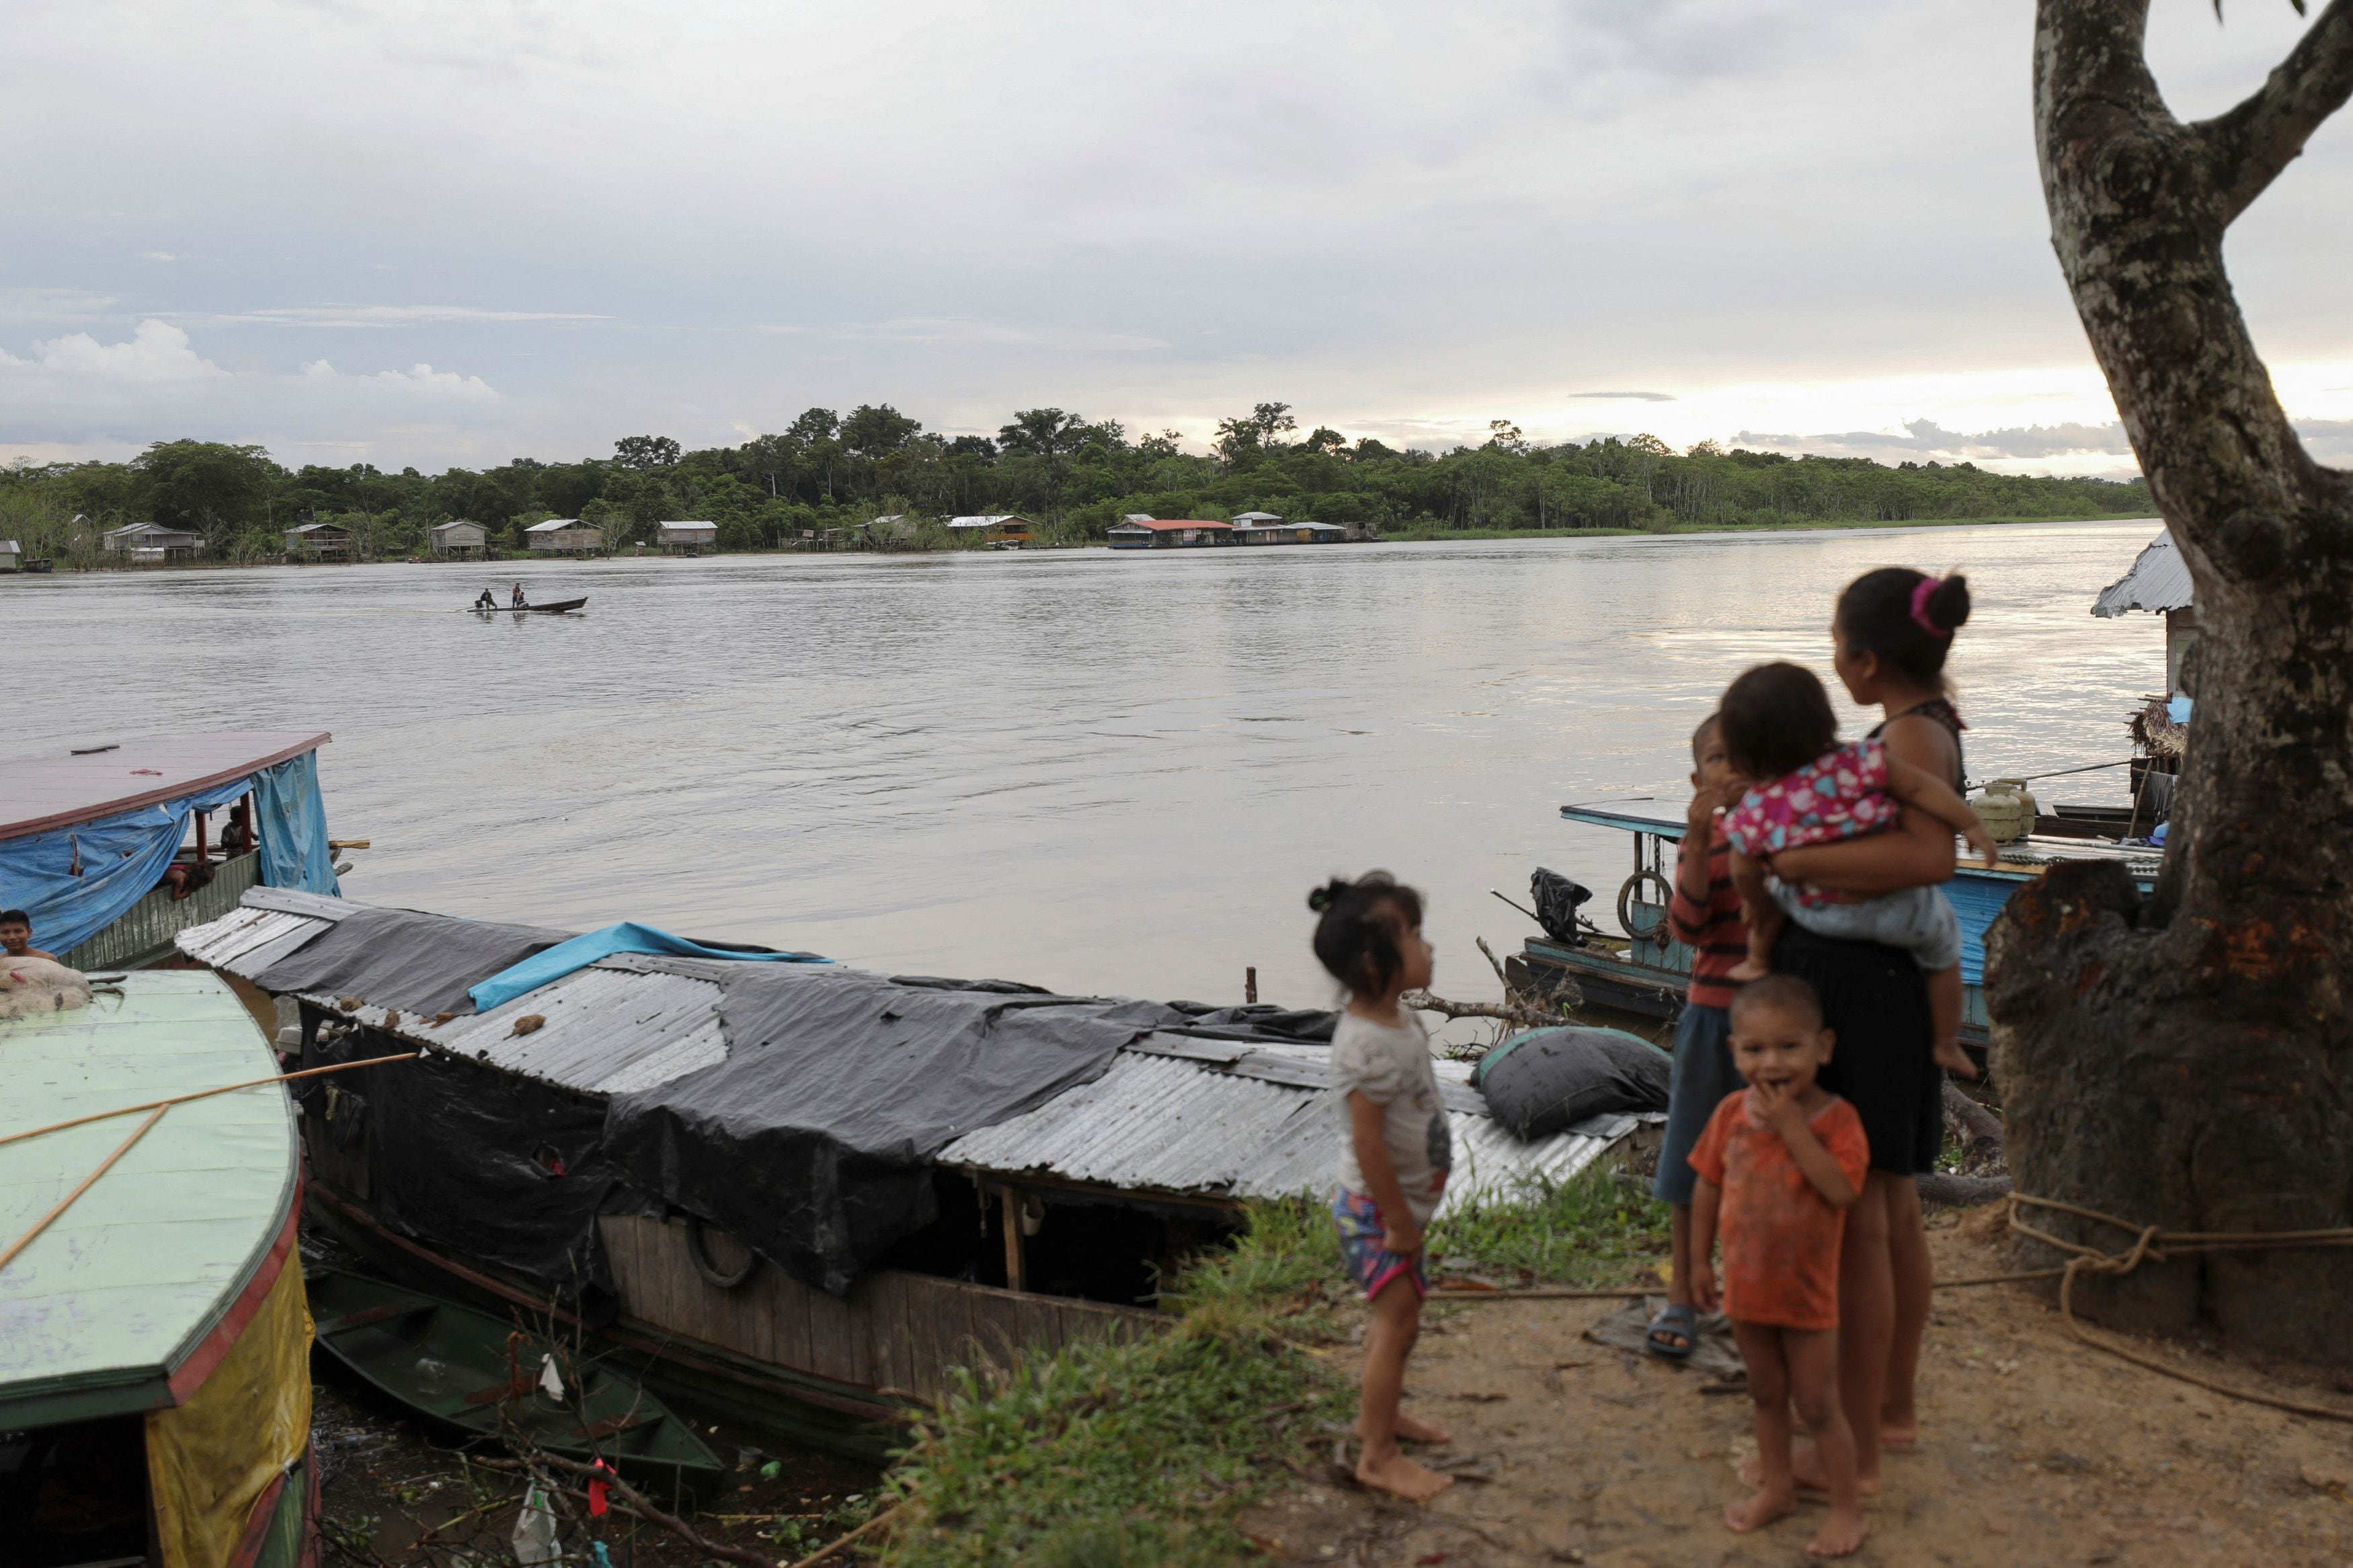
left=302, top=1017, right=657, bottom=1308
left=256, top=906, right=572, bottom=1016
left=604, top=965, right=1182, bottom=1294
left=1470, top=1025, right=1671, bottom=1138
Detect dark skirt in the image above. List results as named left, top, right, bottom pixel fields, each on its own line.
left=1771, top=922, right=1942, bottom=1175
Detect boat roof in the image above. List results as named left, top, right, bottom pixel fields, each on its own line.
left=0, top=971, right=298, bottom=1426
left=2091, top=528, right=2192, bottom=617
left=0, top=731, right=330, bottom=841
left=176, top=889, right=1651, bottom=1216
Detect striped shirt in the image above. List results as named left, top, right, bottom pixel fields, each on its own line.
left=1669, top=817, right=1748, bottom=1012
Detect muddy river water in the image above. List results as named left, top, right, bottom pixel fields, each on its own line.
left=3, top=520, right=2164, bottom=1013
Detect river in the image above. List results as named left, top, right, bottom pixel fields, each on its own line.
left=3, top=520, right=2164, bottom=1017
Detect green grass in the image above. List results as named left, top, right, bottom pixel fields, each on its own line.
left=869, top=1168, right=1674, bottom=1565
left=1427, top=1163, right=1671, bottom=1288
left=873, top=1201, right=1349, bottom=1567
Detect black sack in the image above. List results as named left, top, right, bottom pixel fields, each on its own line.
left=1529, top=868, right=1593, bottom=946
left=1471, top=1026, right=1670, bottom=1139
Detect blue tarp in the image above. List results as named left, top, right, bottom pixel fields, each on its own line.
left=0, top=750, right=339, bottom=958
left=253, top=752, right=341, bottom=897
left=469, top=922, right=830, bottom=1013
left=0, top=778, right=257, bottom=956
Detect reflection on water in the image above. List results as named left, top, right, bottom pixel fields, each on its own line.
left=2, top=522, right=2163, bottom=1012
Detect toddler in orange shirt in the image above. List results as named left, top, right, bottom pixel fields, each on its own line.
left=1689, top=974, right=1872, bottom=1558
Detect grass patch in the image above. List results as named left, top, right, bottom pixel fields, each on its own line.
left=874, top=1201, right=1348, bottom=1567
left=871, top=1169, right=1671, bottom=1563
left=1429, top=1162, right=1671, bottom=1288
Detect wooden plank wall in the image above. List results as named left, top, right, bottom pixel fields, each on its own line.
left=599, top=1215, right=1157, bottom=1405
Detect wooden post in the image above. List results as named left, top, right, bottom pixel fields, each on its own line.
left=999, top=1186, right=1025, bottom=1293
left=1245, top=966, right=1257, bottom=1005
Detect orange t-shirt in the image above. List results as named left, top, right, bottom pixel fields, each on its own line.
left=1688, top=1089, right=1870, bottom=1331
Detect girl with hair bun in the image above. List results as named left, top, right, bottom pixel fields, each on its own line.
left=1745, top=566, right=1975, bottom=1499
left=1307, top=872, right=1455, bottom=1502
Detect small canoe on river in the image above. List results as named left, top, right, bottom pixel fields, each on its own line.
left=308, top=1267, right=725, bottom=1499
left=469, top=596, right=587, bottom=614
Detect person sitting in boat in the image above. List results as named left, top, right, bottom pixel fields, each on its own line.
left=476, top=588, right=497, bottom=609
left=511, top=582, right=526, bottom=607
left=0, top=909, right=56, bottom=962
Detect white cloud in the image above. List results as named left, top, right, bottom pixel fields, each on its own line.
left=0, top=321, right=505, bottom=463
left=139, top=251, right=177, bottom=262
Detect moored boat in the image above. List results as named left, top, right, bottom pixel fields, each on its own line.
left=307, top=1266, right=725, bottom=1503
left=0, top=970, right=317, bottom=1568
left=0, top=732, right=344, bottom=975
left=1529, top=799, right=2161, bottom=1059
left=173, top=889, right=1658, bottom=1458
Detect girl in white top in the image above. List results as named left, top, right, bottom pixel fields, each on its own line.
left=1312, top=872, right=1455, bottom=1502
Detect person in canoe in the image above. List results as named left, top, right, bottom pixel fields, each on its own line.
left=511, top=582, right=526, bottom=607
left=476, top=588, right=497, bottom=609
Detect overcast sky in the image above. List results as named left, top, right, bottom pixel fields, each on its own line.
left=4, top=0, right=2348, bottom=478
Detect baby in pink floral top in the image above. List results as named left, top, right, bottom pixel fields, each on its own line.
left=1714, top=663, right=1996, bottom=1077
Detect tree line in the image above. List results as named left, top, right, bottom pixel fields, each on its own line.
left=0, top=403, right=2151, bottom=564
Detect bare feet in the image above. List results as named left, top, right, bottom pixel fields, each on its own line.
left=1390, top=1413, right=1452, bottom=1445
left=1931, top=1038, right=1979, bottom=1079
left=1728, top=954, right=1771, bottom=983
left=1741, top=1444, right=1882, bottom=1496
left=1808, top=1504, right=1869, bottom=1558
left=1723, top=1484, right=1796, bottom=1534
left=1357, top=1447, right=1455, bottom=1502
left=1878, top=1416, right=1919, bottom=1449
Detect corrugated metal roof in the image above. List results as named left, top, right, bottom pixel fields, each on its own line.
left=525, top=518, right=590, bottom=533
left=938, top=1039, right=1644, bottom=1217
left=2091, top=528, right=2193, bottom=617
left=175, top=893, right=1651, bottom=1202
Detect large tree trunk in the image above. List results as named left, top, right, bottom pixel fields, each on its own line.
left=1990, top=1, right=2353, bottom=1361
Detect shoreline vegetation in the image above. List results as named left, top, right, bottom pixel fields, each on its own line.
left=2, top=403, right=2149, bottom=569
left=870, top=1169, right=1666, bottom=1565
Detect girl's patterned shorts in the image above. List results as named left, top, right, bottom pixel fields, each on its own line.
left=1332, top=1188, right=1425, bottom=1301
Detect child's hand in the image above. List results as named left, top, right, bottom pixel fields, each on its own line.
left=1685, top=784, right=1725, bottom=833
left=1752, top=1079, right=1807, bottom=1141
left=1689, top=1257, right=1720, bottom=1314
left=1963, top=817, right=2001, bottom=869
left=1383, top=1219, right=1424, bottom=1257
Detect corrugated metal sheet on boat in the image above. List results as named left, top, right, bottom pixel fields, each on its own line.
left=177, top=891, right=1652, bottom=1210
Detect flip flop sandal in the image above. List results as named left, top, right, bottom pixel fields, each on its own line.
left=1645, top=1302, right=1699, bottom=1360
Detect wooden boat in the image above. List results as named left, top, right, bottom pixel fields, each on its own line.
left=470, top=597, right=588, bottom=614
left=308, top=1266, right=726, bottom=1501
left=0, top=731, right=339, bottom=975
left=0, top=971, right=317, bottom=1568
left=1531, top=799, right=2161, bottom=1061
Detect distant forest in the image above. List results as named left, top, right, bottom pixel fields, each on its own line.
left=0, top=402, right=2152, bottom=563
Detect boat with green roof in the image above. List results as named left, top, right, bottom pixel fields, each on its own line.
left=0, top=969, right=317, bottom=1568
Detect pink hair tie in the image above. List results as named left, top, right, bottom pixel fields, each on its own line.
left=1909, top=577, right=1952, bottom=638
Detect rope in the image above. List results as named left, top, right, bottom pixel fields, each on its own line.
left=0, top=1050, right=419, bottom=1149
left=0, top=1050, right=420, bottom=1278
left=2007, top=1192, right=2353, bottom=1423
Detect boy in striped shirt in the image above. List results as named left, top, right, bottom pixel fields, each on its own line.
left=1646, top=713, right=1751, bottom=1358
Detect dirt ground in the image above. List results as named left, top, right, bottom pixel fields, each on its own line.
left=313, top=1366, right=881, bottom=1565
left=1239, top=1205, right=2353, bottom=1567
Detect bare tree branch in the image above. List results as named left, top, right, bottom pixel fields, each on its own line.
left=2200, top=0, right=2353, bottom=224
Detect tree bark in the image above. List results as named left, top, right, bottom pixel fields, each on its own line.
left=1992, top=1, right=2353, bottom=1360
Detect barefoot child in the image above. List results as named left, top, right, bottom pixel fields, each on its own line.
left=1690, top=974, right=1871, bottom=1558
left=1312, top=873, right=1455, bottom=1502
left=1645, top=715, right=1751, bottom=1360
left=1715, top=661, right=1997, bottom=1078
